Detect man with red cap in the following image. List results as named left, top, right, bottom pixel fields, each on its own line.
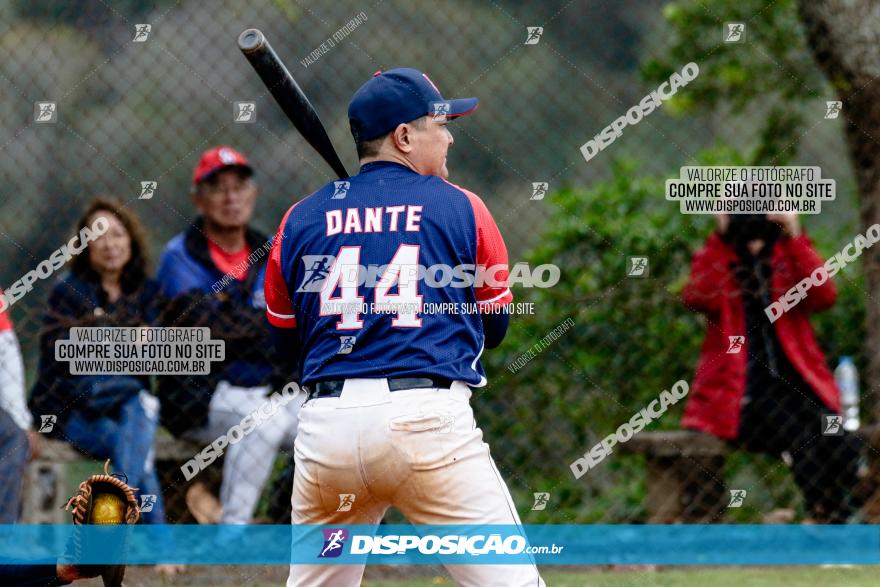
left=155, top=146, right=304, bottom=524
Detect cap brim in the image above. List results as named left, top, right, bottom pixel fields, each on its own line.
left=445, top=97, right=479, bottom=117
left=198, top=164, right=253, bottom=184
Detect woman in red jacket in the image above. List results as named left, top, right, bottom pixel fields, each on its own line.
left=681, top=213, right=862, bottom=522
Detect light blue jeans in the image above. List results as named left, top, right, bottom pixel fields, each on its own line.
left=0, top=409, right=28, bottom=523
left=64, top=390, right=166, bottom=524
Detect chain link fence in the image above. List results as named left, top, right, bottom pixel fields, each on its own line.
left=1, top=0, right=875, bottom=546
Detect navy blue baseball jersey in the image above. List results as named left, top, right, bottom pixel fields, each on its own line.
left=264, top=161, right=512, bottom=386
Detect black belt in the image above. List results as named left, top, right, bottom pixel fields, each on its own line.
left=306, top=377, right=453, bottom=401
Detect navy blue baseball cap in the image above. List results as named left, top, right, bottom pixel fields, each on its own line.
left=348, top=68, right=478, bottom=142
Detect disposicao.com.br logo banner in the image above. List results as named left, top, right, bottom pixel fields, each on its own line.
left=3, top=525, right=880, bottom=565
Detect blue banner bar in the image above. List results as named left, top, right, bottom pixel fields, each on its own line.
left=0, top=525, right=878, bottom=565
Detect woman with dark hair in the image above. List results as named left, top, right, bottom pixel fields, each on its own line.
left=29, top=197, right=168, bottom=526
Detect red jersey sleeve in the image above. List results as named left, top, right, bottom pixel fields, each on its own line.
left=0, top=289, right=12, bottom=332
left=265, top=205, right=298, bottom=328
left=462, top=190, right=513, bottom=309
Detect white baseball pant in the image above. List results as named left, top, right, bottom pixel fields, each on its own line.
left=287, top=378, right=545, bottom=587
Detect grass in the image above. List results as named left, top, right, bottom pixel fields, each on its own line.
left=368, top=568, right=880, bottom=586
left=110, top=565, right=880, bottom=586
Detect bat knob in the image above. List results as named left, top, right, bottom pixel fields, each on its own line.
left=238, top=28, right=265, bottom=53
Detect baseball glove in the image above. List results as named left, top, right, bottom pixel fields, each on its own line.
left=63, top=459, right=141, bottom=586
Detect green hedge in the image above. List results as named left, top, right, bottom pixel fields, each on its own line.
left=476, top=154, right=867, bottom=522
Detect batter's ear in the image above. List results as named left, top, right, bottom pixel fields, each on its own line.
left=391, top=123, right=414, bottom=154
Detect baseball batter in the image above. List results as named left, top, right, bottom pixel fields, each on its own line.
left=265, top=68, right=544, bottom=586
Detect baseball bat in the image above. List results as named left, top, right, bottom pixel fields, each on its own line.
left=237, top=28, right=349, bottom=180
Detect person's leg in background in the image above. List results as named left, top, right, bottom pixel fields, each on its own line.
left=735, top=383, right=795, bottom=456
left=0, top=409, right=28, bottom=523
left=207, top=382, right=304, bottom=524
left=758, top=377, right=864, bottom=523
left=265, top=456, right=295, bottom=523
left=789, top=407, right=863, bottom=523
left=265, top=396, right=302, bottom=522
left=63, top=411, right=115, bottom=457
left=737, top=381, right=863, bottom=522
left=113, top=391, right=166, bottom=524
left=63, top=392, right=167, bottom=524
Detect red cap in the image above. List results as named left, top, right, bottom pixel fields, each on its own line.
left=192, top=146, right=253, bottom=186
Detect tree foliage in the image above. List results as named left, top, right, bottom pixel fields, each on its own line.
left=644, top=0, right=826, bottom=165
left=480, top=147, right=867, bottom=520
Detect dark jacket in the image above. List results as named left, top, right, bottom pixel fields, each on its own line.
left=28, top=272, right=162, bottom=434
left=681, top=232, right=839, bottom=439
left=154, top=216, right=291, bottom=436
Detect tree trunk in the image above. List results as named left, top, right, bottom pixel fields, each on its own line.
left=796, top=0, right=880, bottom=418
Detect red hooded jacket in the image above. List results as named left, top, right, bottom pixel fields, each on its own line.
left=681, top=232, right=840, bottom=439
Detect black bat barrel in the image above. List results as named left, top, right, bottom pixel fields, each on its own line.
left=238, top=29, right=349, bottom=180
